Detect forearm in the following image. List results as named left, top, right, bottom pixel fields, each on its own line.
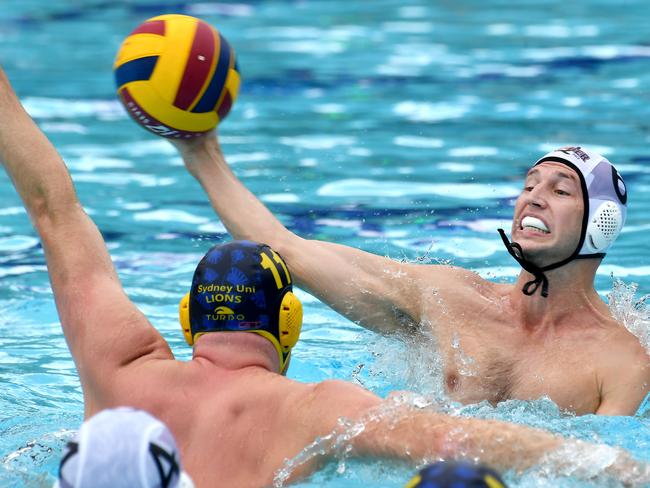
left=0, top=67, right=112, bottom=279
left=0, top=67, right=78, bottom=219
left=353, top=407, right=560, bottom=472
left=177, top=136, right=296, bottom=250
left=0, top=66, right=118, bottom=321
left=351, top=404, right=649, bottom=485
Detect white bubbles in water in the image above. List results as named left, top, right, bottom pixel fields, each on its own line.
left=451, top=332, right=479, bottom=377
left=607, top=278, right=650, bottom=353
left=273, top=394, right=435, bottom=487
left=536, top=439, right=650, bottom=487
left=365, top=329, right=446, bottom=400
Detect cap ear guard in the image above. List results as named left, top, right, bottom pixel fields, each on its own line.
left=278, top=291, right=303, bottom=352
left=179, top=288, right=303, bottom=351
left=179, top=292, right=193, bottom=346
left=177, top=289, right=303, bottom=373
left=583, top=200, right=624, bottom=253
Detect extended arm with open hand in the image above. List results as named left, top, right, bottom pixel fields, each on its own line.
left=294, top=382, right=649, bottom=486
left=173, top=134, right=466, bottom=335
left=357, top=405, right=648, bottom=486
left=353, top=404, right=648, bottom=484
left=0, top=66, right=171, bottom=407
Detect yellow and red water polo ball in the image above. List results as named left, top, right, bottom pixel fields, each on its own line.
left=113, top=14, right=240, bottom=138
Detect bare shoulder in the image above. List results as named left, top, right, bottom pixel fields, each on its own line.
left=595, top=321, right=650, bottom=415
left=607, top=325, right=649, bottom=369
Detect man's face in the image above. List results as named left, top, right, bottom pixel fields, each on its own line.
left=511, top=162, right=584, bottom=266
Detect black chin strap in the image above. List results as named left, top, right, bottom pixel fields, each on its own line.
left=498, top=229, right=549, bottom=297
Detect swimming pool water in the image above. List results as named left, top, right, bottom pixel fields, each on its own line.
left=0, top=1, right=649, bottom=486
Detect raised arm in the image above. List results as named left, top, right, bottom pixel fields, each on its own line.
left=0, top=67, right=172, bottom=406
left=172, top=133, right=465, bottom=335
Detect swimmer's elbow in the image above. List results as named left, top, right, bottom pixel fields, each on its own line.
left=26, top=174, right=79, bottom=223
left=248, top=232, right=303, bottom=269
left=116, top=333, right=172, bottom=368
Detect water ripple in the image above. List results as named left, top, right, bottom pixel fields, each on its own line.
left=318, top=179, right=520, bottom=200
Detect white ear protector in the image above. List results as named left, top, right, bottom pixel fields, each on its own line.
left=584, top=200, right=624, bottom=253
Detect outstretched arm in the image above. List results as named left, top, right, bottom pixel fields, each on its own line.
left=172, top=134, right=465, bottom=335
left=353, top=401, right=648, bottom=485
left=292, top=382, right=649, bottom=486
left=0, top=67, right=172, bottom=407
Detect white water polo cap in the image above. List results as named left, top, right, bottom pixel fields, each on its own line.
left=55, top=407, right=194, bottom=488
left=498, top=146, right=627, bottom=297
left=534, top=146, right=627, bottom=257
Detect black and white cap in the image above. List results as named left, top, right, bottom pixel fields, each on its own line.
left=498, top=146, right=627, bottom=297
left=534, top=146, right=627, bottom=257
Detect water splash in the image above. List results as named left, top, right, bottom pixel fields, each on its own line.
left=450, top=332, right=479, bottom=377
left=537, top=440, right=650, bottom=487
left=607, top=277, right=650, bottom=353
left=1, top=428, right=73, bottom=487
left=273, top=393, right=429, bottom=487
left=364, top=330, right=447, bottom=400
left=273, top=395, right=649, bottom=487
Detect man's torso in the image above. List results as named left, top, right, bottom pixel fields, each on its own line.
left=419, top=276, right=623, bottom=414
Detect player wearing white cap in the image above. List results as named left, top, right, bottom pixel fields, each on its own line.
left=170, top=133, right=649, bottom=416
left=55, top=408, right=194, bottom=488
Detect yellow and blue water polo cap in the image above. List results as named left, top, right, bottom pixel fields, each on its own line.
left=179, top=240, right=302, bottom=373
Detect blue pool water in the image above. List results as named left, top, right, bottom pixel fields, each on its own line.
left=1, top=1, right=649, bottom=486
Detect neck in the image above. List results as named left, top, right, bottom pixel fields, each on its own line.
left=509, top=258, right=609, bottom=328
left=192, top=332, right=279, bottom=372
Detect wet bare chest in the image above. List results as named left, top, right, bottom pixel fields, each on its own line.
left=434, top=316, right=600, bottom=413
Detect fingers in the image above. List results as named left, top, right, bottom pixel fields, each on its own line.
left=169, top=128, right=219, bottom=153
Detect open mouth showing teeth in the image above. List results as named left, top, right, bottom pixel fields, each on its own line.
left=521, top=216, right=550, bottom=234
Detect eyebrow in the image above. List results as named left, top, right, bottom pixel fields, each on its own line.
left=526, top=168, right=578, bottom=183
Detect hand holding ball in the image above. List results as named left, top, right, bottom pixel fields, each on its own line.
left=113, top=14, right=240, bottom=138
